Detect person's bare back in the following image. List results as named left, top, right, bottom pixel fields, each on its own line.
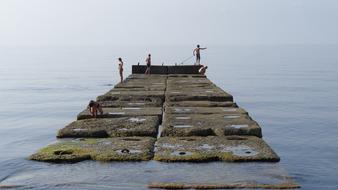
left=193, top=44, right=207, bottom=65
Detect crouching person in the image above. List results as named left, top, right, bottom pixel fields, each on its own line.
left=87, top=100, right=103, bottom=118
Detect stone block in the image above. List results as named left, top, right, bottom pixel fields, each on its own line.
left=29, top=137, right=156, bottom=163
left=77, top=107, right=162, bottom=120
left=154, top=136, right=279, bottom=162
left=161, top=114, right=262, bottom=137
left=57, top=116, right=160, bottom=138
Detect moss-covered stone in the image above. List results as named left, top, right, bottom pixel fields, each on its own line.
left=57, top=117, right=160, bottom=138
left=161, top=114, right=262, bottom=137
left=29, top=137, right=156, bottom=163
left=77, top=107, right=162, bottom=120
left=154, top=136, right=279, bottom=162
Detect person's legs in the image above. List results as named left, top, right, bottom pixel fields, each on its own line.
left=98, top=106, right=103, bottom=115
left=120, top=71, right=123, bottom=83
left=145, top=67, right=150, bottom=74
left=93, top=107, right=98, bottom=118
left=90, top=107, right=94, bottom=117
left=196, top=54, right=201, bottom=65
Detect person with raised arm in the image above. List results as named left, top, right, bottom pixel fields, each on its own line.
left=193, top=44, right=207, bottom=65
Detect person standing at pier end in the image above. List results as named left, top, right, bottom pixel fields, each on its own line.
left=118, top=57, right=124, bottom=83
left=145, top=54, right=151, bottom=74
left=193, top=44, right=207, bottom=65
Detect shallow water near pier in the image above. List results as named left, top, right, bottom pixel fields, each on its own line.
left=1, top=45, right=338, bottom=189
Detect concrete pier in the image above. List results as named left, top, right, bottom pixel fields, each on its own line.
left=30, top=65, right=280, bottom=163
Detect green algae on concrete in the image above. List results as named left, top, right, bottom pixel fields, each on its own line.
left=161, top=114, right=262, bottom=137
left=154, top=136, right=279, bottom=162
left=29, top=137, right=156, bottom=163
left=57, top=116, right=160, bottom=138
left=77, top=107, right=162, bottom=120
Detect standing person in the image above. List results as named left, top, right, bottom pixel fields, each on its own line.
left=193, top=44, right=207, bottom=65
left=145, top=54, right=151, bottom=74
left=87, top=100, right=103, bottom=118
left=198, top=65, right=208, bottom=75
left=118, top=57, right=124, bottom=83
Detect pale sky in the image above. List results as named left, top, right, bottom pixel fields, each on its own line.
left=0, top=0, right=337, bottom=46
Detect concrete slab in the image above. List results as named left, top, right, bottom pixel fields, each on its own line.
left=99, top=97, right=163, bottom=108
left=165, top=107, right=246, bottom=115
left=165, top=101, right=237, bottom=107
left=168, top=74, right=206, bottom=78
left=77, top=107, right=162, bottom=120
left=57, top=116, right=160, bottom=138
left=112, top=86, right=166, bottom=91
left=29, top=137, right=156, bottom=163
left=127, top=74, right=168, bottom=79
left=161, top=114, right=262, bottom=137
left=97, top=91, right=165, bottom=101
left=166, top=93, right=233, bottom=102
left=154, top=136, right=279, bottom=162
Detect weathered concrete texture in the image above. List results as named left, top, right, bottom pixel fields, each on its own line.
left=29, top=137, right=156, bottom=163
left=97, top=90, right=165, bottom=102
left=77, top=107, right=162, bottom=120
left=98, top=97, right=163, bottom=108
left=154, top=136, right=279, bottom=162
left=161, top=114, right=262, bottom=137
left=127, top=74, right=168, bottom=80
left=168, top=74, right=206, bottom=78
left=165, top=107, right=247, bottom=115
left=165, top=101, right=237, bottom=107
left=57, top=116, right=160, bottom=138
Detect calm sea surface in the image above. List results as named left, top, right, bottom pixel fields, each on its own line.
left=0, top=45, right=337, bottom=189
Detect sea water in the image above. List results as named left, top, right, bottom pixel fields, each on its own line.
left=0, top=45, right=338, bottom=189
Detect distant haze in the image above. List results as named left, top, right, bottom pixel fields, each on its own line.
left=0, top=0, right=337, bottom=46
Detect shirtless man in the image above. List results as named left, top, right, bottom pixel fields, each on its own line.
left=87, top=100, right=103, bottom=118
left=193, top=44, right=207, bottom=65
left=199, top=65, right=208, bottom=75
left=145, top=54, right=151, bottom=74
left=118, top=57, right=124, bottom=83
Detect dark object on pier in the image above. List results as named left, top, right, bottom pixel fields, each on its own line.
left=132, top=65, right=203, bottom=74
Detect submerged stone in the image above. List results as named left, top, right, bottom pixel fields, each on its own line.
left=154, top=136, right=279, bottom=162
left=77, top=107, right=162, bottom=120
left=57, top=116, right=160, bottom=138
left=161, top=114, right=262, bottom=137
left=29, top=137, right=156, bottom=163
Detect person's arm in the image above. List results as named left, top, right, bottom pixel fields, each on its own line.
left=193, top=48, right=196, bottom=56
left=201, top=47, right=207, bottom=50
